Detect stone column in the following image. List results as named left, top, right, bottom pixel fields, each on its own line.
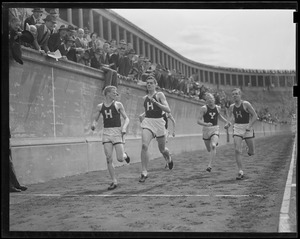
left=116, top=24, right=120, bottom=43
left=107, top=20, right=112, bottom=41
left=78, top=9, right=83, bottom=28
left=99, top=15, right=103, bottom=39
left=89, top=9, right=94, bottom=33
left=67, top=9, right=72, bottom=24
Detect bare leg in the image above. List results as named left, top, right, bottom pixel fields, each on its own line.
left=233, top=136, right=244, bottom=173
left=103, top=143, right=117, bottom=184
left=141, top=129, right=154, bottom=176
left=157, top=136, right=171, bottom=163
left=208, top=135, right=218, bottom=169
left=245, top=138, right=255, bottom=156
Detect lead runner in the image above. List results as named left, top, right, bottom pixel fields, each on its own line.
left=138, top=76, right=173, bottom=183
left=91, top=86, right=130, bottom=190
left=226, top=88, right=258, bottom=180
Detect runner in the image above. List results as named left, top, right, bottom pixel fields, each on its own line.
left=197, top=93, right=230, bottom=172
left=226, top=88, right=258, bottom=180
left=138, top=76, right=173, bottom=182
left=91, top=86, right=130, bottom=190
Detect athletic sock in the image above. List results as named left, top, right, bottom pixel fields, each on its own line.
left=142, top=171, right=147, bottom=177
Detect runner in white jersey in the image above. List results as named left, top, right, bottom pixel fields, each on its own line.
left=91, top=86, right=130, bottom=190
left=138, top=76, right=173, bottom=182
left=197, top=93, right=230, bottom=172
left=226, top=88, right=258, bottom=180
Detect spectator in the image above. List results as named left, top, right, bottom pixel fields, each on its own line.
left=75, top=28, right=88, bottom=49
left=67, top=25, right=77, bottom=38
left=83, top=27, right=91, bottom=42
left=88, top=32, right=98, bottom=58
left=49, top=9, right=60, bottom=34
left=90, top=47, right=103, bottom=69
left=9, top=129, right=27, bottom=193
left=32, top=15, right=57, bottom=54
left=119, top=39, right=127, bottom=50
left=78, top=49, right=91, bottom=67
left=117, top=47, right=127, bottom=76
left=91, top=46, right=118, bottom=88
left=23, top=8, right=43, bottom=30
left=58, top=36, right=83, bottom=62
left=9, top=17, right=34, bottom=65
left=47, top=24, right=69, bottom=52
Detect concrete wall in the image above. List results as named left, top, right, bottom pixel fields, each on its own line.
left=9, top=48, right=292, bottom=185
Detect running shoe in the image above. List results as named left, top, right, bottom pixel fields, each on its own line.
left=108, top=182, right=118, bottom=190
left=236, top=173, right=244, bottom=180
left=168, top=156, right=174, bottom=170
left=206, top=166, right=212, bottom=172
left=139, top=174, right=148, bottom=183
left=124, top=152, right=130, bottom=164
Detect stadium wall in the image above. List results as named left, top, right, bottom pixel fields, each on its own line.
left=9, top=48, right=292, bottom=184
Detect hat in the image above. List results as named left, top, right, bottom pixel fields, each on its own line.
left=58, top=24, right=68, bottom=31
left=67, top=25, right=76, bottom=32
left=32, top=8, right=43, bottom=12
left=65, top=36, right=75, bottom=43
left=49, top=8, right=59, bottom=15
left=20, top=30, right=34, bottom=44
left=119, top=39, right=126, bottom=44
left=43, top=15, right=57, bottom=23
left=127, top=49, right=135, bottom=54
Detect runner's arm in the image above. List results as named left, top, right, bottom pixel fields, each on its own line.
left=217, top=106, right=231, bottom=125
left=225, top=104, right=235, bottom=129
left=91, top=103, right=102, bottom=130
left=150, top=92, right=171, bottom=113
left=139, top=112, right=145, bottom=123
left=244, top=101, right=258, bottom=129
left=167, top=113, right=176, bottom=136
left=117, top=102, right=130, bottom=133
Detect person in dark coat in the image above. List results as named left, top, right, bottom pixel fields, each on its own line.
left=9, top=17, right=34, bottom=65
left=9, top=129, right=28, bottom=193
left=23, top=8, right=43, bottom=30
left=47, top=24, right=69, bottom=52
left=32, top=15, right=57, bottom=54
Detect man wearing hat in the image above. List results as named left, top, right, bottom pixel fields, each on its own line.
left=23, top=8, right=43, bottom=30
left=58, top=36, right=84, bottom=63
left=32, top=14, right=57, bottom=54
left=48, top=24, right=69, bottom=52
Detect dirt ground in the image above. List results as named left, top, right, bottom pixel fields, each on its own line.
left=9, top=133, right=296, bottom=234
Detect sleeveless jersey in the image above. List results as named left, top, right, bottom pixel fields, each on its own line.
left=233, top=101, right=250, bottom=124
left=203, top=105, right=219, bottom=126
left=100, top=101, right=121, bottom=128
left=144, top=93, right=163, bottom=118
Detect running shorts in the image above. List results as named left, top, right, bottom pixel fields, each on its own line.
left=233, top=123, right=255, bottom=139
left=202, top=125, right=220, bottom=140
left=102, top=127, right=124, bottom=145
left=141, top=117, right=166, bottom=138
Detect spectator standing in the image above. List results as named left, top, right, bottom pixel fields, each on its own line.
left=9, top=129, right=28, bottom=193
left=32, top=15, right=57, bottom=54
left=75, top=28, right=88, bottom=49
left=58, top=36, right=83, bottom=62
left=47, top=24, right=68, bottom=52
left=83, top=27, right=91, bottom=43
left=23, top=8, right=43, bottom=30
left=88, top=32, right=98, bottom=58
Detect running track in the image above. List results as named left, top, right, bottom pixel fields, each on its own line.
left=8, top=132, right=297, bottom=234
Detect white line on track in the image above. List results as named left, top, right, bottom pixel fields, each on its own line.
left=278, top=133, right=297, bottom=232
left=15, top=193, right=265, bottom=198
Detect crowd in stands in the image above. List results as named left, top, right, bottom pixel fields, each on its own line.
left=8, top=8, right=292, bottom=124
